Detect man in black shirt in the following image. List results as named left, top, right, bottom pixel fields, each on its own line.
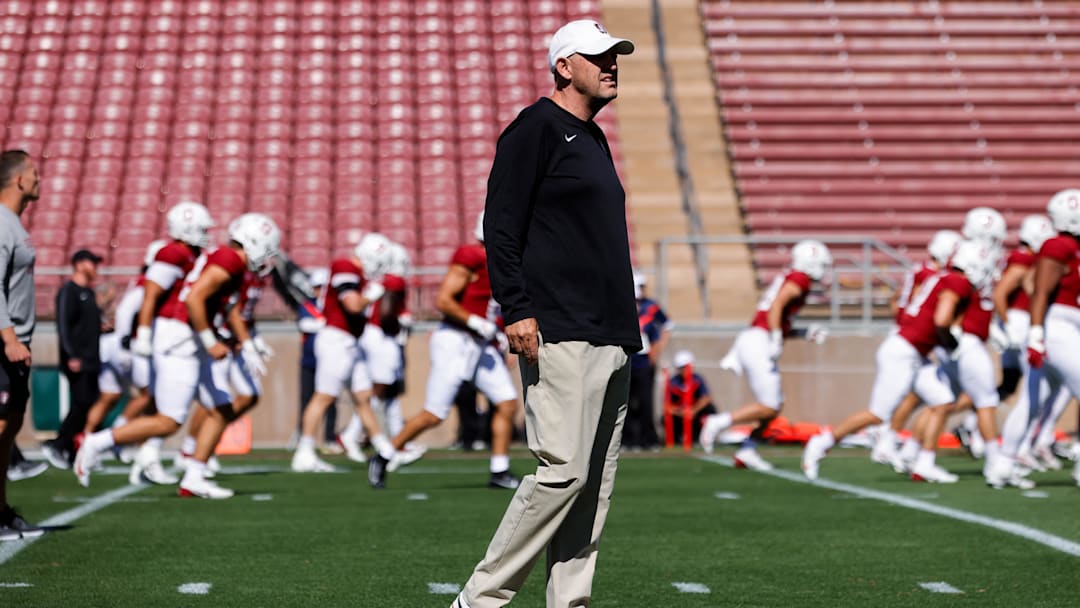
left=42, top=249, right=103, bottom=468
left=454, top=19, right=639, bottom=608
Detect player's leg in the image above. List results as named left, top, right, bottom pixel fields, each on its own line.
left=293, top=329, right=356, bottom=472
left=700, top=329, right=778, bottom=456
left=802, top=334, right=920, bottom=479
left=910, top=361, right=957, bottom=482
left=1042, top=316, right=1080, bottom=486
left=178, top=352, right=239, bottom=499
left=0, top=354, right=32, bottom=536
left=474, top=342, right=521, bottom=488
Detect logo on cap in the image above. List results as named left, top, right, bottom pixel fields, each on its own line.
left=594, top=22, right=608, bottom=34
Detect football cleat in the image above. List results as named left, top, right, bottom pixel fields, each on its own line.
left=910, top=463, right=958, bottom=484
left=7, top=459, right=48, bottom=482
left=1073, top=461, right=1080, bottom=486
left=870, top=437, right=900, bottom=466
left=1032, top=446, right=1063, bottom=471
left=73, top=443, right=102, bottom=488
left=337, top=435, right=367, bottom=464
left=387, top=445, right=427, bottom=473
left=206, top=456, right=221, bottom=478
left=1, top=507, right=44, bottom=539
left=368, top=454, right=389, bottom=489
left=142, top=461, right=179, bottom=485
left=698, top=415, right=726, bottom=455
left=41, top=440, right=71, bottom=470
left=801, top=433, right=831, bottom=481
left=1015, top=450, right=1047, bottom=473
left=178, top=477, right=234, bottom=500
left=489, top=470, right=521, bottom=490
left=291, top=449, right=335, bottom=473
left=733, top=447, right=774, bottom=471
left=0, top=524, right=20, bottom=542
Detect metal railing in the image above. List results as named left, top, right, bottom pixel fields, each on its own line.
left=655, top=234, right=914, bottom=330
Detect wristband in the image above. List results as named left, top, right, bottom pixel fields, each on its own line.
left=198, top=328, right=219, bottom=349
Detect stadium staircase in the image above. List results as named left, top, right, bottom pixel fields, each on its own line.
left=702, top=0, right=1080, bottom=288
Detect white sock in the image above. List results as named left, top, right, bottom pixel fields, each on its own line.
left=297, top=435, right=316, bottom=452
left=875, top=427, right=897, bottom=451
left=111, top=415, right=127, bottom=428
left=181, top=435, right=196, bottom=455
left=384, top=398, right=404, bottom=437
left=984, top=438, right=1001, bottom=462
left=897, top=437, right=919, bottom=463
left=182, top=459, right=206, bottom=484
left=1036, top=389, right=1071, bottom=448
left=371, top=433, right=395, bottom=460
left=962, top=411, right=979, bottom=432
left=915, top=449, right=935, bottom=470
left=817, top=432, right=836, bottom=450
left=490, top=454, right=510, bottom=474
left=88, top=429, right=116, bottom=451
left=341, top=413, right=362, bottom=442
left=713, top=412, right=733, bottom=431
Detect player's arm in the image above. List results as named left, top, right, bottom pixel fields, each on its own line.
left=225, top=304, right=252, bottom=345
left=185, top=264, right=232, bottom=360
left=1029, top=256, right=1065, bottom=329
left=435, top=264, right=476, bottom=326
left=766, top=281, right=804, bottom=335
left=378, top=289, right=405, bottom=336
left=932, top=289, right=962, bottom=350
left=992, top=263, right=1027, bottom=320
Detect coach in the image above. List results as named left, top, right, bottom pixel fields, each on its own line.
left=455, top=20, right=641, bottom=608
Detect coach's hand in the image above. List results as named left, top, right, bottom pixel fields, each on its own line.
left=506, top=317, right=539, bottom=365
left=4, top=341, right=30, bottom=365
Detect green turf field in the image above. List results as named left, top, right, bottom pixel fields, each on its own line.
left=2, top=447, right=1078, bottom=607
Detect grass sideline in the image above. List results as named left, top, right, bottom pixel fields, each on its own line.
left=1, top=447, right=1078, bottom=607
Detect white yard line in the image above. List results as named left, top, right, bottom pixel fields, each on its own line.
left=0, top=483, right=148, bottom=566
left=428, top=582, right=461, bottom=595
left=698, top=455, right=1080, bottom=558
left=178, top=582, right=212, bottom=595
left=918, top=581, right=963, bottom=594
left=671, top=582, right=711, bottom=593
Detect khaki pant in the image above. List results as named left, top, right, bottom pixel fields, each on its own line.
left=460, top=339, right=630, bottom=608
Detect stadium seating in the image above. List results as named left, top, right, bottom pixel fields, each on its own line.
left=0, top=0, right=614, bottom=317
left=702, top=0, right=1080, bottom=278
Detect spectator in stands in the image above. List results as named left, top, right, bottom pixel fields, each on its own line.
left=625, top=272, right=672, bottom=450
left=0, top=149, right=44, bottom=541
left=452, top=19, right=638, bottom=608
left=665, top=351, right=717, bottom=444
left=42, top=249, right=104, bottom=469
left=294, top=268, right=338, bottom=451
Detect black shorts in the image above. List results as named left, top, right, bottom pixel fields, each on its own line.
left=0, top=354, right=30, bottom=417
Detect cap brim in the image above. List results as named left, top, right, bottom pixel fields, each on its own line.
left=576, top=38, right=635, bottom=57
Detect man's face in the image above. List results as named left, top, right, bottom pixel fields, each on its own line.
left=78, top=260, right=99, bottom=282
left=566, top=49, right=619, bottom=102
left=19, top=160, right=40, bottom=202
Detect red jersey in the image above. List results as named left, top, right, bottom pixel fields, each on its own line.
left=1004, top=249, right=1036, bottom=311
left=367, top=273, right=408, bottom=331
left=898, top=270, right=973, bottom=355
left=450, top=244, right=492, bottom=319
left=321, top=258, right=369, bottom=337
left=1041, top=235, right=1080, bottom=309
left=961, top=286, right=994, bottom=340
left=144, top=241, right=198, bottom=318
left=159, top=247, right=247, bottom=325
left=217, top=270, right=265, bottom=335
left=751, top=270, right=811, bottom=335
left=895, top=263, right=937, bottom=323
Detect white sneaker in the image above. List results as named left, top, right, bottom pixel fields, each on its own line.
left=910, top=462, right=958, bottom=484
left=178, top=477, right=234, bottom=499
left=1015, top=450, right=1047, bottom=473
left=291, top=449, right=335, bottom=473
left=205, top=456, right=221, bottom=478
left=699, top=415, right=727, bottom=455
left=1072, top=461, right=1080, bottom=486
left=969, top=431, right=986, bottom=459
left=386, top=445, right=427, bottom=473
left=174, top=451, right=192, bottom=471
left=870, top=438, right=899, bottom=466
left=117, top=445, right=137, bottom=464
left=1032, top=446, right=1063, bottom=471
left=802, top=433, right=830, bottom=480
left=143, top=460, right=179, bottom=485
left=337, top=435, right=367, bottom=463
left=733, top=447, right=774, bottom=471
left=73, top=444, right=102, bottom=488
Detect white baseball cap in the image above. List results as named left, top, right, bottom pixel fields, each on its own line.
left=548, top=20, right=635, bottom=73
left=673, top=350, right=695, bottom=368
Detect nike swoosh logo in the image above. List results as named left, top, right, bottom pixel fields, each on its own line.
left=564, top=134, right=578, bottom=142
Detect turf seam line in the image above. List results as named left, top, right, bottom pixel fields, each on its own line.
left=697, top=455, right=1080, bottom=558
left=0, top=483, right=148, bottom=566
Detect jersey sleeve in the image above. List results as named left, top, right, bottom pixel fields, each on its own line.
left=1038, top=237, right=1076, bottom=265
left=450, top=246, right=483, bottom=272
left=145, top=244, right=190, bottom=290
left=207, top=247, right=246, bottom=276
left=330, top=259, right=361, bottom=295
left=785, top=271, right=813, bottom=293
left=1007, top=250, right=1035, bottom=267
left=382, top=274, right=407, bottom=293
left=942, top=272, right=973, bottom=300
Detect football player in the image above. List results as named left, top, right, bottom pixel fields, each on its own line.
left=802, top=240, right=996, bottom=483
left=291, top=233, right=394, bottom=473
left=368, top=213, right=520, bottom=489
left=699, top=240, right=831, bottom=470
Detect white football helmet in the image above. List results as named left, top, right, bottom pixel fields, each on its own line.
left=354, top=232, right=393, bottom=280
left=166, top=201, right=214, bottom=248
left=790, top=240, right=832, bottom=281
left=143, top=239, right=168, bottom=267
left=474, top=211, right=485, bottom=243
left=1047, top=189, right=1080, bottom=235
left=633, top=271, right=646, bottom=299
left=227, top=212, right=281, bottom=276
left=961, top=206, right=1007, bottom=246
left=386, top=243, right=411, bottom=278
left=950, top=240, right=999, bottom=291
left=1019, top=214, right=1056, bottom=252
left=927, top=229, right=962, bottom=266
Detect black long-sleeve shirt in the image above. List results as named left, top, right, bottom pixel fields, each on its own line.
left=484, top=98, right=642, bottom=351
left=56, top=279, right=101, bottom=368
